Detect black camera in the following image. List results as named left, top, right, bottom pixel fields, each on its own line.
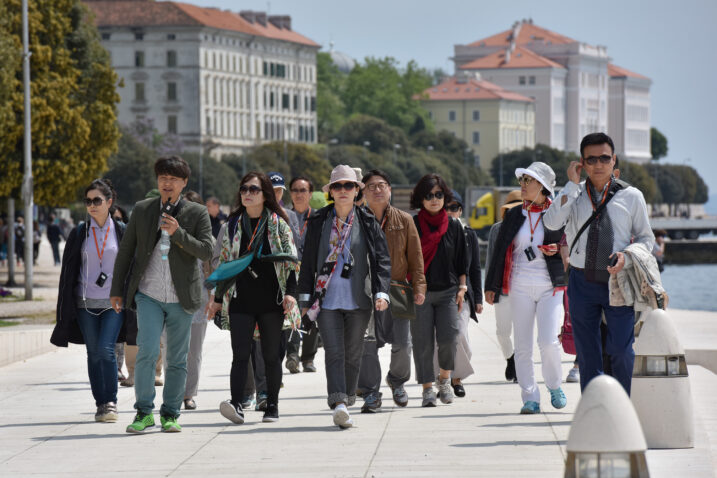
left=95, top=272, right=108, bottom=287
left=340, top=262, right=353, bottom=278
left=524, top=247, right=536, bottom=262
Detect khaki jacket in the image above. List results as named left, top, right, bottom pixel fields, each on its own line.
left=380, top=205, right=427, bottom=296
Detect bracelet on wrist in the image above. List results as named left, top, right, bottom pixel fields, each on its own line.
left=458, top=285, right=468, bottom=290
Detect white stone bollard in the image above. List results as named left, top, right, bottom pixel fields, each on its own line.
left=631, top=308, right=694, bottom=449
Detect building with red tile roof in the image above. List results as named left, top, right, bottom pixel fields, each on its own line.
left=84, top=0, right=320, bottom=156
left=452, top=19, right=652, bottom=163
left=418, top=74, right=536, bottom=170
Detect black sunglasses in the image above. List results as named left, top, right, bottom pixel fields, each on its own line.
left=239, top=185, right=262, bottom=196
left=445, top=204, right=461, bottom=212
left=424, top=191, right=444, bottom=201
left=583, top=154, right=613, bottom=166
left=329, top=182, right=357, bottom=191
left=84, top=197, right=105, bottom=207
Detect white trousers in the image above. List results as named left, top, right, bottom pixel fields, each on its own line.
left=494, top=297, right=514, bottom=359
left=510, top=279, right=563, bottom=404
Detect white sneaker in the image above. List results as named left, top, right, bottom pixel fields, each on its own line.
left=566, top=367, right=580, bottom=383
left=437, top=378, right=454, bottom=404
left=332, top=403, right=353, bottom=429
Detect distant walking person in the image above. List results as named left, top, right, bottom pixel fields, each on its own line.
left=544, top=133, right=654, bottom=395
left=206, top=196, right=227, bottom=239
left=111, top=156, right=214, bottom=433
left=51, top=179, right=126, bottom=423
left=46, top=214, right=65, bottom=266
left=485, top=163, right=567, bottom=415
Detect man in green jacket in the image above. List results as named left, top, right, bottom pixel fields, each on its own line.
left=111, top=156, right=213, bottom=433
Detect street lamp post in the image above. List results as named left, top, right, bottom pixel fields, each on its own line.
left=393, top=143, right=401, bottom=163
left=499, top=153, right=504, bottom=187
left=22, top=0, right=33, bottom=299
left=363, top=140, right=370, bottom=161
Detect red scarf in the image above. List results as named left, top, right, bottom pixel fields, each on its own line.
left=418, top=208, right=449, bottom=273
left=522, top=198, right=551, bottom=212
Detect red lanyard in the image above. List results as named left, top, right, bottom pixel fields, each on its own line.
left=586, top=178, right=612, bottom=211
left=92, top=223, right=111, bottom=266
left=527, top=211, right=542, bottom=243
left=245, top=218, right=262, bottom=253
left=299, top=208, right=312, bottom=237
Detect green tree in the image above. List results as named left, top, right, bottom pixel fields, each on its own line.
left=0, top=0, right=120, bottom=206
left=104, top=125, right=157, bottom=207
left=489, top=144, right=577, bottom=187
left=337, top=115, right=408, bottom=152
left=650, top=127, right=668, bottom=160
left=615, top=161, right=656, bottom=204
left=316, top=52, right=346, bottom=142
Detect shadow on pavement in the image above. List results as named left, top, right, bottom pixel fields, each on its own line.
left=220, top=425, right=336, bottom=434
left=452, top=440, right=566, bottom=447
left=0, top=421, right=86, bottom=428
left=31, top=433, right=132, bottom=441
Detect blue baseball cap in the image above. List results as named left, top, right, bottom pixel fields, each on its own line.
left=267, top=172, right=286, bottom=190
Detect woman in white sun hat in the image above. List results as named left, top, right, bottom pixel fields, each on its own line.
left=484, top=162, right=568, bottom=415
left=297, top=165, right=391, bottom=429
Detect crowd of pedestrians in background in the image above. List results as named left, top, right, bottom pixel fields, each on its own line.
left=45, top=132, right=658, bottom=433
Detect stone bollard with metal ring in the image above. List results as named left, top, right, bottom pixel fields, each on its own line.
left=565, top=375, right=649, bottom=478
left=630, top=308, right=694, bottom=449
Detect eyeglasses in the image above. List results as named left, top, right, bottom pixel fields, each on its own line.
left=583, top=154, right=613, bottom=166
left=239, top=185, right=262, bottom=196
left=290, top=188, right=310, bottom=194
left=84, top=197, right=105, bottom=207
left=424, top=191, right=444, bottom=201
left=329, top=182, right=357, bottom=191
left=445, top=204, right=461, bottom=212
left=518, top=175, right=536, bottom=186
left=366, top=182, right=389, bottom=192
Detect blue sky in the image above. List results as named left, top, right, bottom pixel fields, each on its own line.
left=195, top=0, right=716, bottom=200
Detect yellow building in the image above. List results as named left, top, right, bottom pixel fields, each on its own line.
left=420, top=74, right=535, bottom=171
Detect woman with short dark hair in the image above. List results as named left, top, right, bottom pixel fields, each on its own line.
left=409, top=174, right=468, bottom=407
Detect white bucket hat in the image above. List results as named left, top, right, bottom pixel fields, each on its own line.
left=322, top=164, right=365, bottom=193
left=515, top=161, right=556, bottom=197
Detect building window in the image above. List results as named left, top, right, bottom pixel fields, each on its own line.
left=206, top=116, right=211, bottom=133
left=282, top=93, right=290, bottom=110
left=270, top=92, right=275, bottom=108
left=101, top=33, right=111, bottom=40
left=473, top=155, right=480, bottom=167
left=134, top=32, right=144, bottom=41
left=519, top=76, right=526, bottom=85
left=529, top=76, right=536, bottom=85
left=472, top=110, right=480, bottom=121
left=448, top=111, right=456, bottom=122
left=472, top=132, right=480, bottom=145
left=167, top=82, right=177, bottom=101
left=310, top=96, right=316, bottom=112
left=134, top=82, right=145, bottom=102
left=263, top=61, right=268, bottom=76
left=167, top=50, right=177, bottom=67
left=167, top=116, right=177, bottom=134
left=134, top=51, right=144, bottom=67
left=167, top=33, right=176, bottom=40
left=428, top=111, right=433, bottom=120
left=293, top=95, right=298, bottom=111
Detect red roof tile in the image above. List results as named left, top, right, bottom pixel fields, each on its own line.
left=460, top=46, right=564, bottom=70
left=84, top=1, right=319, bottom=47
left=467, top=23, right=575, bottom=48
left=418, top=77, right=534, bottom=102
left=608, top=63, right=649, bottom=80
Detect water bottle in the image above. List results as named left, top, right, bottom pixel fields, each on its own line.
left=160, top=229, right=170, bottom=260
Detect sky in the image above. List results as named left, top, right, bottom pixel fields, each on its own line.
left=193, top=0, right=717, bottom=203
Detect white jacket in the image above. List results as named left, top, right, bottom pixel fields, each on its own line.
left=609, top=243, right=668, bottom=312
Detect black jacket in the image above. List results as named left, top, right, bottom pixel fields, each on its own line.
left=51, top=219, right=127, bottom=347
left=464, top=225, right=483, bottom=321
left=298, top=205, right=391, bottom=308
left=484, top=205, right=566, bottom=301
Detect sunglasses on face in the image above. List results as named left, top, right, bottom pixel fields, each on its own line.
left=239, top=185, right=262, bottom=196
left=583, top=154, right=613, bottom=166
left=290, top=188, right=310, bottom=194
left=445, top=204, right=461, bottom=212
left=424, top=191, right=444, bottom=201
left=85, top=197, right=106, bottom=207
left=518, top=175, right=536, bottom=186
left=329, top=182, right=357, bottom=192
left=366, top=182, right=389, bottom=192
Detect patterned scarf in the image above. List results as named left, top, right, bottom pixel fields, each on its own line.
left=584, top=177, right=616, bottom=284
left=306, top=208, right=354, bottom=322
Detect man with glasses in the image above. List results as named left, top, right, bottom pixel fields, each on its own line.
left=111, top=156, right=214, bottom=433
left=544, top=133, right=653, bottom=395
left=285, top=176, right=320, bottom=373
left=357, top=170, right=426, bottom=412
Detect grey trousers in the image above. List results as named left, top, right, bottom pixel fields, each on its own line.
left=433, top=307, right=474, bottom=380
left=317, top=308, right=371, bottom=407
left=411, top=287, right=460, bottom=384
left=358, top=312, right=412, bottom=395
left=184, top=320, right=208, bottom=398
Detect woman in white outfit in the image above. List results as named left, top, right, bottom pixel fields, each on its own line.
left=484, top=162, right=567, bottom=414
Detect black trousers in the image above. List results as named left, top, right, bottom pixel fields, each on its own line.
left=229, top=311, right=283, bottom=406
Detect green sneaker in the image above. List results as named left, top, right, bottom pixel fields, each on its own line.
left=126, top=413, right=155, bottom=433
left=160, top=415, right=181, bottom=433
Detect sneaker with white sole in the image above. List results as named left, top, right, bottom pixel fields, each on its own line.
left=421, top=388, right=437, bottom=407
left=548, top=387, right=567, bottom=409
left=566, top=367, right=580, bottom=383
left=219, top=400, right=245, bottom=424
left=437, top=378, right=454, bottom=404
left=386, top=376, right=408, bottom=407
left=332, top=403, right=353, bottom=429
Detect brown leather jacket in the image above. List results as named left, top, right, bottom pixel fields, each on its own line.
left=377, top=205, right=427, bottom=296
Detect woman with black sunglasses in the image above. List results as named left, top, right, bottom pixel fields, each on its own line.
left=207, top=172, right=299, bottom=425
left=298, top=164, right=391, bottom=429
left=409, top=174, right=468, bottom=407
left=51, top=179, right=126, bottom=423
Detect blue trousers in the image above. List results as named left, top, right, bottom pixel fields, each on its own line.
left=568, top=268, right=635, bottom=395
left=134, top=293, right=193, bottom=418
left=76, top=308, right=124, bottom=406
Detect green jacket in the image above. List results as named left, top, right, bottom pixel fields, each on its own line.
left=110, top=196, right=214, bottom=312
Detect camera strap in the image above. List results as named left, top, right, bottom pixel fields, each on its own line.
left=569, top=180, right=625, bottom=256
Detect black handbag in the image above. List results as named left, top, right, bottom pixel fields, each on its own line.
left=389, top=280, right=415, bottom=319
